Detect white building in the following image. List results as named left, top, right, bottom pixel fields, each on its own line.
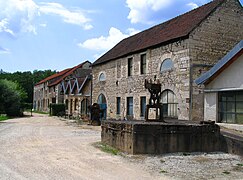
left=195, top=40, right=243, bottom=124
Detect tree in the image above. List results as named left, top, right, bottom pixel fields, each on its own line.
left=0, top=79, right=27, bottom=116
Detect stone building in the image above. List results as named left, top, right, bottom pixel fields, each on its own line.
left=34, top=68, right=71, bottom=112
left=33, top=61, right=91, bottom=116
left=196, top=40, right=243, bottom=124
left=92, top=0, right=243, bottom=121
left=60, top=61, right=92, bottom=119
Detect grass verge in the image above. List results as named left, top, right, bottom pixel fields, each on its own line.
left=93, top=142, right=120, bottom=155
left=0, top=115, right=9, bottom=121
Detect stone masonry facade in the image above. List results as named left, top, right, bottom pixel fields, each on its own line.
left=92, top=0, right=243, bottom=121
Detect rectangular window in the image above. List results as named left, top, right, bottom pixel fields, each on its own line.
left=128, top=57, right=133, bottom=76
left=140, top=96, right=146, bottom=117
left=116, top=97, right=121, bottom=115
left=127, top=97, right=133, bottom=115
left=218, top=91, right=243, bottom=124
left=140, top=54, right=146, bottom=74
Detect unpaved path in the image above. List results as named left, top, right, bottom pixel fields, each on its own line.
left=0, top=114, right=164, bottom=180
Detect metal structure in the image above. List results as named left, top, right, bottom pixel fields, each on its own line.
left=145, top=76, right=164, bottom=122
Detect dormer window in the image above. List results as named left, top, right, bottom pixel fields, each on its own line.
left=160, top=58, right=174, bottom=73
left=99, top=73, right=106, bottom=81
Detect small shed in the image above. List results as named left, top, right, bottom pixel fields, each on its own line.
left=195, top=40, right=243, bottom=124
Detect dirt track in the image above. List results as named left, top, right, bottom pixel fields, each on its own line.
left=0, top=114, right=164, bottom=180
left=1, top=114, right=243, bottom=180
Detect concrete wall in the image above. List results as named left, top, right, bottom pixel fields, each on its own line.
left=204, top=92, right=218, bottom=121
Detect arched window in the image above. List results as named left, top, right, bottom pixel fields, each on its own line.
left=161, top=90, right=178, bottom=118
left=98, top=93, right=106, bottom=104
left=160, top=58, right=173, bottom=73
left=81, top=99, right=90, bottom=115
left=99, top=73, right=106, bottom=81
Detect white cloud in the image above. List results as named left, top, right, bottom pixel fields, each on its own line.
left=126, top=0, right=173, bottom=24
left=0, top=46, right=10, bottom=54
left=39, top=2, right=93, bottom=30
left=39, top=23, right=47, bottom=27
left=0, top=18, right=15, bottom=36
left=78, top=27, right=140, bottom=51
left=0, top=0, right=93, bottom=38
left=187, top=2, right=199, bottom=9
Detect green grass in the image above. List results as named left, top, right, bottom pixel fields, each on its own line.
left=160, top=170, right=168, bottom=173
left=0, top=115, right=9, bottom=121
left=25, top=110, right=49, bottom=115
left=93, top=142, right=120, bottom=155
left=236, top=163, right=243, bottom=167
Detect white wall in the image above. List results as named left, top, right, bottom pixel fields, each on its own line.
left=206, top=54, right=243, bottom=90
left=204, top=54, right=243, bottom=122
left=204, top=92, right=217, bottom=121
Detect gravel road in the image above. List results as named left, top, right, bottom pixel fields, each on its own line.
left=0, top=114, right=242, bottom=180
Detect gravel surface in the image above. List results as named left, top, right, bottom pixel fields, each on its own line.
left=0, top=113, right=242, bottom=180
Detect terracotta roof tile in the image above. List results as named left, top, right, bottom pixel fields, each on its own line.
left=93, top=0, right=225, bottom=66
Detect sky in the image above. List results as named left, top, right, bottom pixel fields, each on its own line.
left=0, top=0, right=242, bottom=73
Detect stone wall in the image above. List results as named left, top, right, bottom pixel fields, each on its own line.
left=189, top=0, right=243, bottom=120
left=92, top=0, right=243, bottom=121
left=92, top=40, right=191, bottom=120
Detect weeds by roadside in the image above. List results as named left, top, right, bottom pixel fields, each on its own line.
left=93, top=142, right=120, bottom=155
left=0, top=115, right=9, bottom=121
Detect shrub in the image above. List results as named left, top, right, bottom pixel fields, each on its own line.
left=50, top=103, right=66, bottom=116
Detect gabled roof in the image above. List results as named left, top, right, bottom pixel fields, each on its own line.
left=93, top=0, right=226, bottom=66
left=35, top=68, right=71, bottom=86
left=47, top=61, right=90, bottom=87
left=35, top=61, right=91, bottom=87
left=195, top=40, right=243, bottom=85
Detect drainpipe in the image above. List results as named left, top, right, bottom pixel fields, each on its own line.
left=189, top=63, right=213, bottom=121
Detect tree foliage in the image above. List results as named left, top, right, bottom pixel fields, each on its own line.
left=0, top=79, right=27, bottom=116
left=0, top=70, right=56, bottom=103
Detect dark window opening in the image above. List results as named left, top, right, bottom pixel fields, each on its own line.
left=140, top=54, right=146, bottom=74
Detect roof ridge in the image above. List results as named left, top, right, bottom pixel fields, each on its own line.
left=93, top=0, right=227, bottom=66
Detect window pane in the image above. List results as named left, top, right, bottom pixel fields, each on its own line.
left=99, top=73, right=106, bottom=81
left=116, top=97, right=121, bottom=115
left=236, top=102, right=243, bottom=113
left=227, top=114, right=236, bottom=123
left=140, top=97, right=146, bottom=117
left=236, top=93, right=243, bottom=101
left=140, top=54, right=146, bottom=74
left=127, top=97, right=133, bottom=115
left=226, top=102, right=235, bottom=112
left=160, top=58, right=173, bottom=72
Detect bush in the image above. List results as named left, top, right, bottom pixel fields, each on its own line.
left=50, top=103, right=66, bottom=116
left=0, top=79, right=27, bottom=117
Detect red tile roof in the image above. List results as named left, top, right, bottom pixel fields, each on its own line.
left=35, top=61, right=91, bottom=87
left=35, top=68, right=71, bottom=86
left=93, top=0, right=226, bottom=66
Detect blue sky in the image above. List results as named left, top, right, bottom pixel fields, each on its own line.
left=0, top=0, right=242, bottom=72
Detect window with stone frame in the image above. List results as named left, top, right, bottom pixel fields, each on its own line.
left=99, top=73, right=106, bottom=81
left=81, top=98, right=90, bottom=115
left=161, top=90, right=178, bottom=118
left=160, top=58, right=174, bottom=73
left=127, top=97, right=133, bottom=116
left=128, top=57, right=133, bottom=76
left=116, top=97, right=121, bottom=115
left=140, top=96, right=146, bottom=117
left=140, top=54, right=146, bottom=74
